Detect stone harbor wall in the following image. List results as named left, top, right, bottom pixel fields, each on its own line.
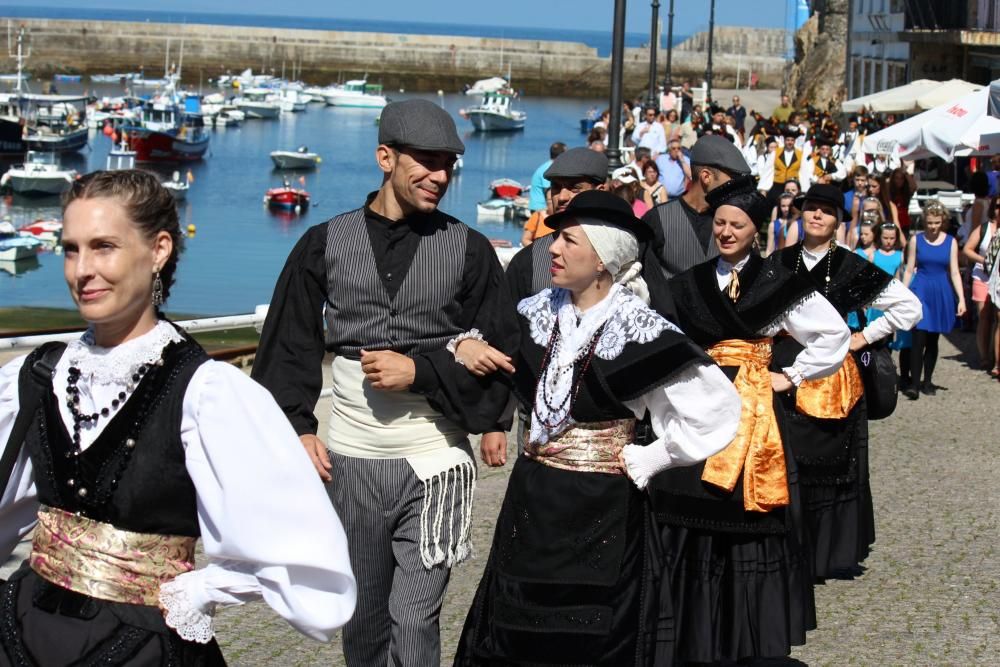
left=5, top=18, right=788, bottom=97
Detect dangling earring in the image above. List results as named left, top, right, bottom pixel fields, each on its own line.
left=152, top=270, right=164, bottom=307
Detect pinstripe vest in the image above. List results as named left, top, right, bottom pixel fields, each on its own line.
left=648, top=199, right=718, bottom=279
left=530, top=234, right=554, bottom=295
left=324, top=208, right=467, bottom=358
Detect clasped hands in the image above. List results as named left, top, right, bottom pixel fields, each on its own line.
left=453, top=339, right=515, bottom=376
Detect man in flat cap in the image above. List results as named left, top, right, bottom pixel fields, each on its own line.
left=641, top=134, right=751, bottom=281
left=477, top=146, right=608, bottom=467
left=253, top=98, right=518, bottom=666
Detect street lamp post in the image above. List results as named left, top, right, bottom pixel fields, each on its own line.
left=646, top=0, right=661, bottom=110
left=607, top=0, right=627, bottom=172
left=664, top=0, right=675, bottom=88
left=706, top=0, right=716, bottom=101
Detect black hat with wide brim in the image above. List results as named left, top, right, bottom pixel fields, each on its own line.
left=794, top=183, right=852, bottom=222
left=545, top=190, right=652, bottom=242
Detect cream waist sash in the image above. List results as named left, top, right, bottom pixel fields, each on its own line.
left=327, top=356, right=468, bottom=457
left=327, top=356, right=476, bottom=569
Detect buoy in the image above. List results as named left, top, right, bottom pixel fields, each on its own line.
left=294, top=205, right=301, bottom=214
left=186, top=224, right=196, bottom=235
left=316, top=157, right=322, bottom=164
left=102, top=123, right=113, bottom=137
left=111, top=132, right=119, bottom=144
left=437, top=90, right=444, bottom=96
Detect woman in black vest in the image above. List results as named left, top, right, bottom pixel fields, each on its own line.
left=771, top=184, right=922, bottom=579
left=0, top=171, right=355, bottom=665
left=658, top=176, right=850, bottom=664
left=452, top=191, right=742, bottom=666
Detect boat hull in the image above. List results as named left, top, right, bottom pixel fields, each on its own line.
left=5, top=175, right=73, bottom=196
left=323, top=94, right=387, bottom=109
left=266, top=189, right=310, bottom=211
left=0, top=120, right=88, bottom=155
left=466, top=111, right=526, bottom=132
left=270, top=153, right=319, bottom=169
left=127, top=128, right=210, bottom=163
left=236, top=103, right=281, bottom=119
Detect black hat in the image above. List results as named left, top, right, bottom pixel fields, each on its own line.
left=378, top=99, right=465, bottom=155
left=794, top=184, right=852, bottom=221
left=543, top=147, right=609, bottom=183
left=709, top=103, right=726, bottom=115
left=705, top=175, right=772, bottom=229
left=689, top=135, right=750, bottom=175
left=544, top=190, right=652, bottom=241
left=780, top=124, right=800, bottom=138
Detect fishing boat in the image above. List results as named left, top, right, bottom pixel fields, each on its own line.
left=323, top=80, right=388, bottom=109
left=270, top=146, right=321, bottom=169
left=233, top=88, right=281, bottom=119
left=0, top=28, right=89, bottom=155
left=475, top=179, right=529, bottom=221
left=265, top=178, right=310, bottom=213
left=0, top=151, right=78, bottom=195
left=123, top=95, right=210, bottom=163
left=161, top=171, right=190, bottom=202
left=277, top=89, right=307, bottom=113
left=461, top=90, right=526, bottom=132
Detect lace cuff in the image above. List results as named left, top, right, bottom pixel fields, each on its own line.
left=159, top=579, right=216, bottom=644
left=446, top=329, right=485, bottom=364
left=782, top=366, right=804, bottom=387
left=621, top=442, right=673, bottom=490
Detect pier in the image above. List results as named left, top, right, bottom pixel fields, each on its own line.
left=3, top=18, right=787, bottom=97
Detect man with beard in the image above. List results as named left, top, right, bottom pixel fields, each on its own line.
left=252, top=99, right=518, bottom=666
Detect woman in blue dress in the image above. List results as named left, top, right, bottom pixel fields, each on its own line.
left=902, top=200, right=967, bottom=398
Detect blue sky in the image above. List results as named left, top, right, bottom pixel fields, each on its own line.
left=19, top=0, right=788, bottom=34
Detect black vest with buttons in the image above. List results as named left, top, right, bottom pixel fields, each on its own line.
left=22, top=336, right=208, bottom=537
left=323, top=207, right=467, bottom=358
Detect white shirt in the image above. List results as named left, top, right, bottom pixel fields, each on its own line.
left=715, top=256, right=851, bottom=385
left=631, top=120, right=667, bottom=155
left=799, top=244, right=923, bottom=344
left=756, top=149, right=811, bottom=192
left=0, top=322, right=357, bottom=642
left=620, top=363, right=741, bottom=491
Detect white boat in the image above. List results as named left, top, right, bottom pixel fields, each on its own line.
left=212, top=107, right=245, bottom=127
left=464, top=76, right=508, bottom=96
left=0, top=151, right=78, bottom=195
left=270, top=146, right=321, bottom=169
left=304, top=86, right=330, bottom=102
left=161, top=171, right=190, bottom=202
left=233, top=89, right=281, bottom=119
left=0, top=236, right=43, bottom=261
left=278, top=89, right=307, bottom=113
left=462, top=91, right=526, bottom=132
left=106, top=140, right=137, bottom=171
left=323, top=80, right=388, bottom=109
left=18, top=219, right=63, bottom=246
left=91, top=73, right=138, bottom=83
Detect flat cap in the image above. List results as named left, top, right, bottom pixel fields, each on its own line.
left=543, top=147, right=608, bottom=182
left=689, top=135, right=750, bottom=175
left=378, top=99, right=465, bottom=155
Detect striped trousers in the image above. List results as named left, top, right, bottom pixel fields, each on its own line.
left=328, top=452, right=455, bottom=667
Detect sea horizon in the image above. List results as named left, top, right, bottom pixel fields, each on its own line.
left=0, top=6, right=691, bottom=58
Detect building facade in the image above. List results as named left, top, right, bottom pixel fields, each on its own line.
left=847, top=0, right=1000, bottom=99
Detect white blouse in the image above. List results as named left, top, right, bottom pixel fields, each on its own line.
left=620, top=363, right=742, bottom=490
left=799, top=244, right=923, bottom=344
left=716, top=256, right=851, bottom=386
left=0, top=322, right=356, bottom=643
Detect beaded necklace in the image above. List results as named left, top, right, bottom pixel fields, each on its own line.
left=532, top=319, right=606, bottom=433
left=795, top=238, right=837, bottom=295
left=63, top=354, right=165, bottom=499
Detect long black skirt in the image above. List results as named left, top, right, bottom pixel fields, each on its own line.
left=653, top=440, right=815, bottom=665
left=455, top=456, right=659, bottom=667
left=0, top=565, right=226, bottom=667
left=778, top=394, right=875, bottom=578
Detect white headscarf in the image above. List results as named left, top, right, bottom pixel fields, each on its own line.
left=576, top=216, right=650, bottom=304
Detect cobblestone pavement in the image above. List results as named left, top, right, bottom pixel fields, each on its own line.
left=1, top=332, right=996, bottom=665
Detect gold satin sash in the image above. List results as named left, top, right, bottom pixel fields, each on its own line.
left=795, top=353, right=864, bottom=419
left=525, top=419, right=634, bottom=475
left=30, top=507, right=196, bottom=606
left=701, top=339, right=790, bottom=512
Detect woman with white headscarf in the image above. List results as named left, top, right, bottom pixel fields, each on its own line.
left=451, top=191, right=742, bottom=666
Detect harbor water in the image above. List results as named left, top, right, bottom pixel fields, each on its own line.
left=0, top=90, right=602, bottom=316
